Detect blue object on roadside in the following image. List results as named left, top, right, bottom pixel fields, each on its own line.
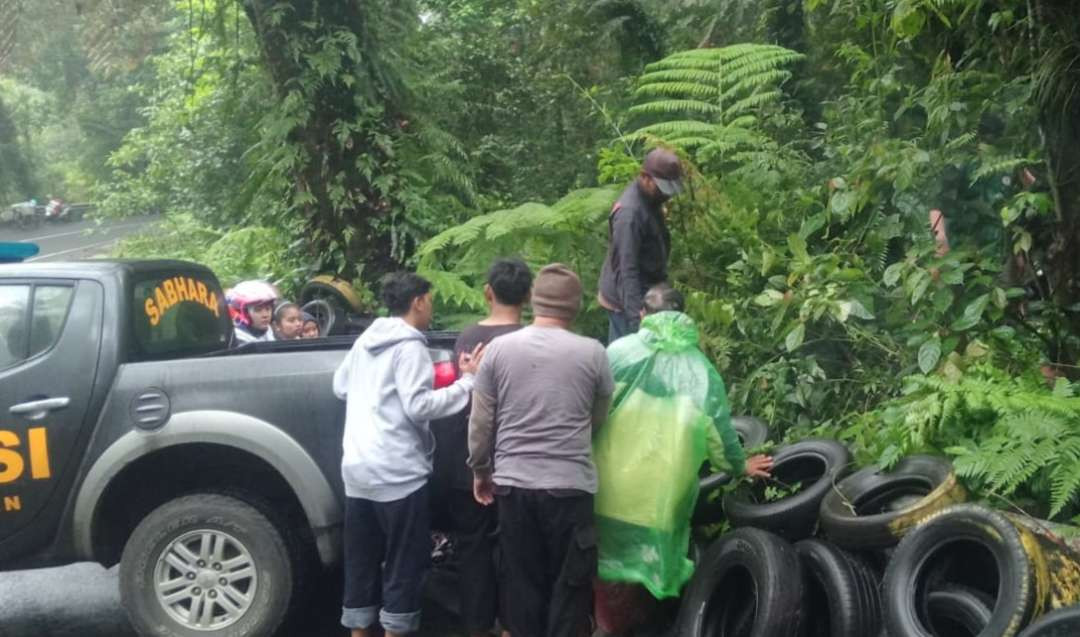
left=0, top=242, right=39, bottom=263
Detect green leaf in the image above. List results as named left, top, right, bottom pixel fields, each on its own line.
left=754, top=289, right=785, bottom=307
left=918, top=336, right=942, bottom=373
left=883, top=262, right=904, bottom=287
left=787, top=234, right=809, bottom=261
left=993, top=287, right=1008, bottom=309
left=785, top=323, right=806, bottom=352
left=848, top=299, right=875, bottom=320
left=911, top=275, right=931, bottom=305
left=941, top=268, right=965, bottom=285
left=963, top=294, right=991, bottom=323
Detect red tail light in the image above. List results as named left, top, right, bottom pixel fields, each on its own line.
left=433, top=360, right=457, bottom=389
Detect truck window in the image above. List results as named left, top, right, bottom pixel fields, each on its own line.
left=133, top=273, right=230, bottom=360
left=0, top=285, right=30, bottom=369
left=30, top=286, right=74, bottom=357
left=0, top=284, right=74, bottom=369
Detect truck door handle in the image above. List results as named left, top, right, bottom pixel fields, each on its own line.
left=10, top=397, right=71, bottom=420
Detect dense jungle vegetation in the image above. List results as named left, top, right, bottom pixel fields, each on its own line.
left=3, top=0, right=1080, bottom=521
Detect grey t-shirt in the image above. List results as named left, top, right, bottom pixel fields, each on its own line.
left=470, top=325, right=614, bottom=493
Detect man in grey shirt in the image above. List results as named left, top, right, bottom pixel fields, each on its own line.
left=468, top=263, right=614, bottom=637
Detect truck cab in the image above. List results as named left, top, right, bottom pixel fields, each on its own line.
left=0, top=258, right=459, bottom=636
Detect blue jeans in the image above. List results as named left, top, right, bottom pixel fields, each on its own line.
left=607, top=310, right=635, bottom=344
left=341, top=485, right=430, bottom=634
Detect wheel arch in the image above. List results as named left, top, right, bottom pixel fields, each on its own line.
left=73, top=410, right=342, bottom=567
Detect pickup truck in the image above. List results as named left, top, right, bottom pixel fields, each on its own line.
left=0, top=259, right=459, bottom=636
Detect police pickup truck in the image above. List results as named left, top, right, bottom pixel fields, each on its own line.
left=0, top=257, right=459, bottom=636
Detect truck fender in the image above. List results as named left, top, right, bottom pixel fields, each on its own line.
left=72, top=410, right=342, bottom=566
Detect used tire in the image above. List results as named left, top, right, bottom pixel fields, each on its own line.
left=819, top=454, right=967, bottom=550
left=1019, top=606, right=1080, bottom=637
left=676, top=527, right=804, bottom=637
left=883, top=504, right=1040, bottom=637
left=732, top=416, right=770, bottom=449
left=926, top=585, right=994, bottom=636
left=795, top=538, right=882, bottom=637
left=723, top=439, right=852, bottom=541
left=120, top=494, right=296, bottom=637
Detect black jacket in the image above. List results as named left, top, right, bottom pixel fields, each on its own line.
left=599, top=180, right=671, bottom=329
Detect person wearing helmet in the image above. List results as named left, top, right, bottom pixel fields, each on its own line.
left=228, top=280, right=279, bottom=345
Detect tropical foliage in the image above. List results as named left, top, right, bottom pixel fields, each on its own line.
left=7, top=0, right=1080, bottom=521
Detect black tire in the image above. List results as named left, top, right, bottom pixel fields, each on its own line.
left=1019, top=606, right=1080, bottom=637
left=300, top=278, right=365, bottom=314
left=883, top=504, right=1040, bottom=637
left=301, top=299, right=344, bottom=336
left=676, top=528, right=804, bottom=637
left=795, top=538, right=882, bottom=637
left=120, top=494, right=295, bottom=637
left=723, top=439, right=852, bottom=541
left=819, top=454, right=967, bottom=550
left=926, top=585, right=995, bottom=636
left=732, top=416, right=770, bottom=449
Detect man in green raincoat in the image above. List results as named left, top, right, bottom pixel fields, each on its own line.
left=592, top=283, right=772, bottom=633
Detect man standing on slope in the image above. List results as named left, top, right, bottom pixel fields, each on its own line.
left=468, top=264, right=615, bottom=637
left=334, top=272, right=484, bottom=637
left=598, top=148, right=683, bottom=342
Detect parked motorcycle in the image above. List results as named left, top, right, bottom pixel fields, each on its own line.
left=1, top=201, right=42, bottom=229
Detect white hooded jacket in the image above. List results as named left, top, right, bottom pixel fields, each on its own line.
left=333, top=317, right=474, bottom=501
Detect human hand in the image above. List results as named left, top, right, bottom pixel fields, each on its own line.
left=473, top=474, right=495, bottom=506
left=745, top=454, right=774, bottom=479
left=458, top=343, right=486, bottom=376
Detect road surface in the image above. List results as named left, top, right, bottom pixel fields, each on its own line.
left=0, top=216, right=158, bottom=262
left=0, top=563, right=463, bottom=636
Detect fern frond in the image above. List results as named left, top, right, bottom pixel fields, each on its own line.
left=971, top=158, right=1030, bottom=183
left=634, top=82, right=719, bottom=100
left=628, top=99, right=723, bottom=116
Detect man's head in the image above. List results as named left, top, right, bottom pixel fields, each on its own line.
left=485, top=258, right=533, bottom=308
left=381, top=272, right=434, bottom=329
left=639, top=148, right=684, bottom=201
left=642, top=283, right=685, bottom=318
left=531, top=263, right=582, bottom=325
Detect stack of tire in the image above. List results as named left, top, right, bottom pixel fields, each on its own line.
left=678, top=430, right=1080, bottom=637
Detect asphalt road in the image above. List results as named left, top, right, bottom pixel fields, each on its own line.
left=0, top=216, right=158, bottom=262
left=0, top=562, right=463, bottom=637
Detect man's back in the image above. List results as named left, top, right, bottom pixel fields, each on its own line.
left=477, top=324, right=613, bottom=492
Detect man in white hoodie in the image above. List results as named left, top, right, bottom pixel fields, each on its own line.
left=333, top=272, right=484, bottom=637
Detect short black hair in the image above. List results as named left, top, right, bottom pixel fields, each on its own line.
left=643, top=283, right=685, bottom=314
left=381, top=272, right=432, bottom=316
left=487, top=258, right=533, bottom=306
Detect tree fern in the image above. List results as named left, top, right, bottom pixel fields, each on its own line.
left=417, top=186, right=620, bottom=321
left=627, top=43, right=803, bottom=167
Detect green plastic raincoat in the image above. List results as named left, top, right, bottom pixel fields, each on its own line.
left=594, top=311, right=745, bottom=598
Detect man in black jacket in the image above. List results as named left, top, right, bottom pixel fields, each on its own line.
left=598, top=148, right=683, bottom=342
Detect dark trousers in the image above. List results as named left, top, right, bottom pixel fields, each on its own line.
left=447, top=488, right=499, bottom=633
left=607, top=310, right=634, bottom=344
left=341, top=485, right=431, bottom=634
left=497, top=487, right=597, bottom=637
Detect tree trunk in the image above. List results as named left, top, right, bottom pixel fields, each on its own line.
left=243, top=0, right=404, bottom=279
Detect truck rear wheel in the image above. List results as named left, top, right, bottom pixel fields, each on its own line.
left=119, top=494, right=295, bottom=637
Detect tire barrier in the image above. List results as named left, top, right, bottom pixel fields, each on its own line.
left=723, top=439, right=852, bottom=541
left=882, top=504, right=1080, bottom=637
left=794, top=538, right=882, bottom=637
left=675, top=528, right=804, bottom=637
left=819, top=454, right=967, bottom=549
left=673, top=442, right=1080, bottom=637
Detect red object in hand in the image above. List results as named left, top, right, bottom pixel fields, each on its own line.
left=433, top=360, right=457, bottom=389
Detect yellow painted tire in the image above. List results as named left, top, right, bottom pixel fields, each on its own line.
left=819, top=455, right=966, bottom=550
left=299, top=276, right=365, bottom=315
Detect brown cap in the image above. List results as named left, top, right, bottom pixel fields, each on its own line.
left=531, top=264, right=582, bottom=321
left=642, top=148, right=684, bottom=196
